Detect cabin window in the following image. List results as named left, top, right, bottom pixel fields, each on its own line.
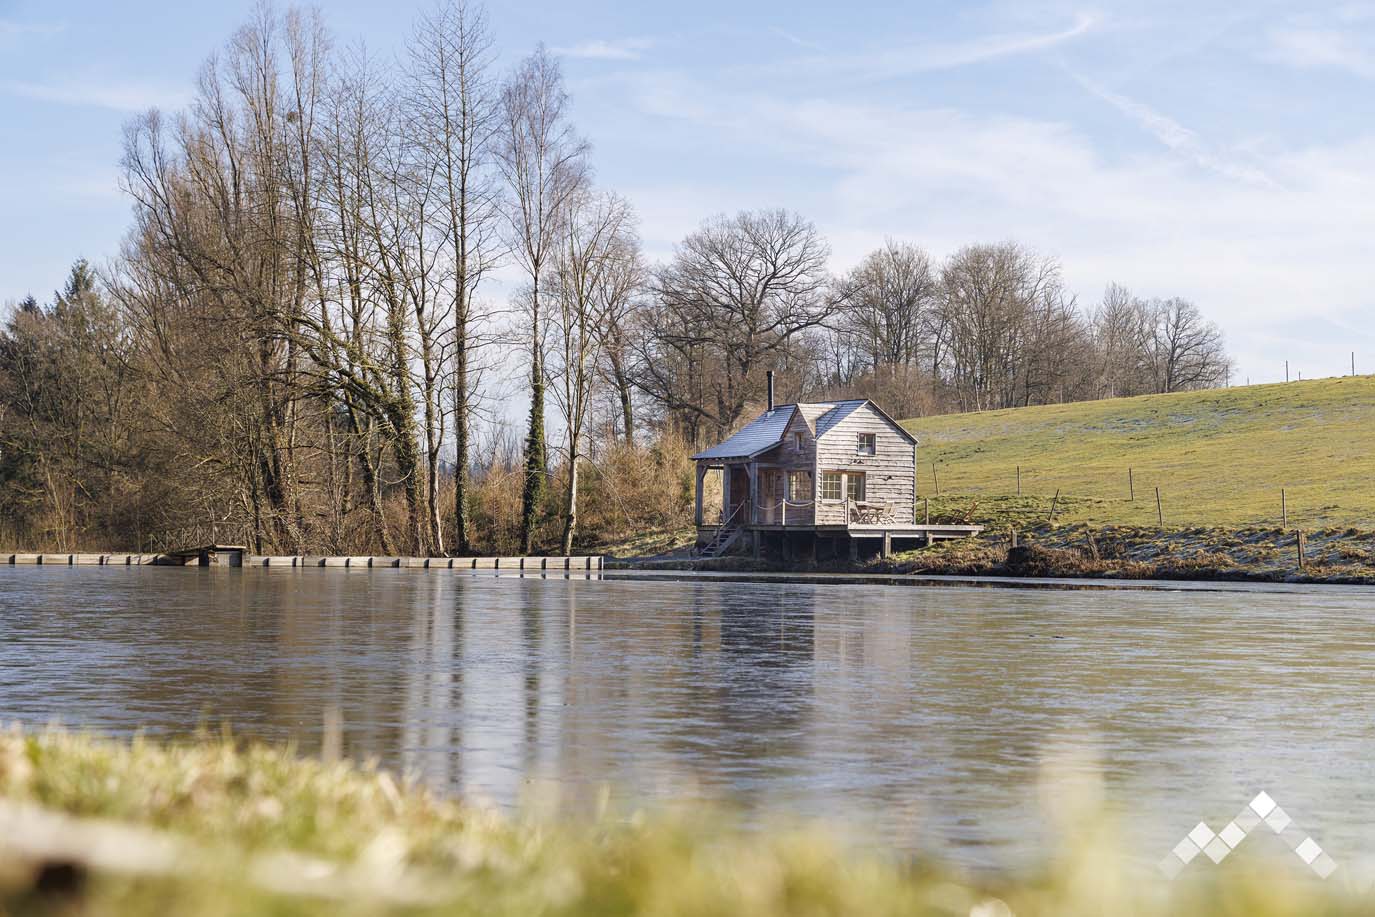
left=787, top=471, right=810, bottom=501
left=846, top=473, right=867, bottom=502
left=857, top=432, right=877, bottom=456
left=819, top=472, right=843, bottom=501
left=793, top=432, right=804, bottom=451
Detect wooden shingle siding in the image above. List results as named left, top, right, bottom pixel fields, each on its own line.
left=813, top=403, right=916, bottom=525
left=771, top=410, right=817, bottom=525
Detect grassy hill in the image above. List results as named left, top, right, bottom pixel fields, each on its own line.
left=902, top=376, right=1375, bottom=531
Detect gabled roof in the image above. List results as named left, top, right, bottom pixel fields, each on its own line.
left=795, top=402, right=837, bottom=430
left=692, top=404, right=800, bottom=461
left=693, top=399, right=917, bottom=462
left=813, top=400, right=866, bottom=437
left=815, top=399, right=918, bottom=445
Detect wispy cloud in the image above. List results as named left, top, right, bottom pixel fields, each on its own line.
left=1071, top=73, right=1277, bottom=187
left=552, top=37, right=653, bottom=61
left=1, top=78, right=191, bottom=113
left=0, top=18, right=65, bottom=39
left=813, top=12, right=1099, bottom=82
left=1266, top=27, right=1375, bottom=78
left=770, top=27, right=822, bottom=52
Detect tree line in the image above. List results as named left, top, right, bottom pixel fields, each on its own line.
left=0, top=2, right=1231, bottom=555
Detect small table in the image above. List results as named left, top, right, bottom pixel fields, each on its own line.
left=850, top=502, right=894, bottom=524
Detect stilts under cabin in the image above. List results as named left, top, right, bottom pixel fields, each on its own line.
left=691, top=373, right=982, bottom=561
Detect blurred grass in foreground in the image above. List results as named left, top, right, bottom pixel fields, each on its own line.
left=0, top=727, right=1368, bottom=916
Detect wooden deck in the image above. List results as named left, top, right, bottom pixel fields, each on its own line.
left=747, top=523, right=983, bottom=540
left=3, top=552, right=604, bottom=572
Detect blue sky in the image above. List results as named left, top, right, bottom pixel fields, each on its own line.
left=3, top=0, right=1374, bottom=387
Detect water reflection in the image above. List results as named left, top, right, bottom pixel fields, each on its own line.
left=3, top=566, right=1375, bottom=868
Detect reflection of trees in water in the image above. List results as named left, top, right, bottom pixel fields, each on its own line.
left=399, top=574, right=464, bottom=790
left=651, top=583, right=818, bottom=797
left=521, top=585, right=543, bottom=771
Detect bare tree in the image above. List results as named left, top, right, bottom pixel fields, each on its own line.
left=407, top=0, right=503, bottom=555
left=839, top=239, right=941, bottom=371
left=496, top=44, right=589, bottom=553
left=1090, top=283, right=1147, bottom=398
left=593, top=231, right=647, bottom=447
left=638, top=209, right=833, bottom=440
left=1141, top=296, right=1229, bottom=393
left=549, top=191, right=635, bottom=553
left=938, top=242, right=1084, bottom=410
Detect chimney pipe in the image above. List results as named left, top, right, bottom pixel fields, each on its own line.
left=766, top=370, right=776, bottom=412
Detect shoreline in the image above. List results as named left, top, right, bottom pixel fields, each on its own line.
left=7, top=554, right=1374, bottom=594
left=601, top=567, right=1375, bottom=594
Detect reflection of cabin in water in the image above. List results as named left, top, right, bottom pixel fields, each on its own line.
left=692, top=373, right=981, bottom=561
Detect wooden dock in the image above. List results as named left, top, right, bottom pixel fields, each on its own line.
left=3, top=550, right=604, bottom=572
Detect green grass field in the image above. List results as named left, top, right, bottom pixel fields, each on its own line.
left=902, top=376, right=1375, bottom=531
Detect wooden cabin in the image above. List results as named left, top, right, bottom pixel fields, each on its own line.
left=692, top=378, right=981, bottom=560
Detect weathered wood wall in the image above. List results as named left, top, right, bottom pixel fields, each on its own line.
left=754, top=409, right=818, bottom=525
left=813, top=404, right=917, bottom=525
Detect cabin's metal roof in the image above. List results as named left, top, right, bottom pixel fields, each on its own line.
left=691, top=405, right=799, bottom=461
left=694, top=399, right=917, bottom=462
left=813, top=400, right=867, bottom=437
left=815, top=399, right=918, bottom=444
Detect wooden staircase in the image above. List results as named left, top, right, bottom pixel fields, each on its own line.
left=696, top=504, right=747, bottom=559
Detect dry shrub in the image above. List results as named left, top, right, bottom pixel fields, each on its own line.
left=575, top=435, right=695, bottom=549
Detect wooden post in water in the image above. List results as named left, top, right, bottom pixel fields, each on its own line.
left=1128, top=467, right=1134, bottom=501
left=1281, top=489, right=1287, bottom=530
left=1048, top=489, right=1061, bottom=524
left=1155, top=487, right=1164, bottom=529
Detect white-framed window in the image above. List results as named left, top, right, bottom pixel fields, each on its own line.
left=819, top=471, right=843, bottom=501
left=857, top=432, right=877, bottom=456
left=846, top=473, right=866, bottom=502
left=787, top=471, right=811, bottom=501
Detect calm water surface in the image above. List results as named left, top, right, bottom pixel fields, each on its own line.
left=3, top=566, right=1374, bottom=868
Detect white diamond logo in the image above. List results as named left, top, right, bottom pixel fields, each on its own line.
left=1161, top=792, right=1337, bottom=880
left=1250, top=791, right=1276, bottom=818
left=1219, top=822, right=1246, bottom=848
left=1188, top=822, right=1216, bottom=848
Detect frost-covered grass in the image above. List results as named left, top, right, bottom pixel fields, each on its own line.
left=0, top=728, right=1369, bottom=915
left=904, top=376, right=1375, bottom=530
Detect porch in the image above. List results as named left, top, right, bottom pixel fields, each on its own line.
left=693, top=462, right=907, bottom=529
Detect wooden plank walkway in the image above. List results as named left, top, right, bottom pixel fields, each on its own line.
left=3, top=552, right=603, bottom=571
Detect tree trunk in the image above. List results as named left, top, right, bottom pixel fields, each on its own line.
left=453, top=334, right=472, bottom=554
left=610, top=352, right=634, bottom=447
left=561, top=451, right=578, bottom=555
left=520, top=295, right=546, bottom=555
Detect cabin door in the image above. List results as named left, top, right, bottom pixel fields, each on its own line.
left=728, top=465, right=751, bottom=522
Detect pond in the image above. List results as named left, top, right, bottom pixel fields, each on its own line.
left=3, top=565, right=1374, bottom=869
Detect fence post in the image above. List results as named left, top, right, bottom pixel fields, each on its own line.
left=1281, top=488, right=1287, bottom=530
left=1155, top=487, right=1163, bottom=529
left=1048, top=488, right=1061, bottom=524
left=1296, top=531, right=1306, bottom=570
left=1016, top=465, right=1021, bottom=496
left=1128, top=467, right=1134, bottom=501
left=924, top=497, right=930, bottom=526
left=932, top=462, right=940, bottom=496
